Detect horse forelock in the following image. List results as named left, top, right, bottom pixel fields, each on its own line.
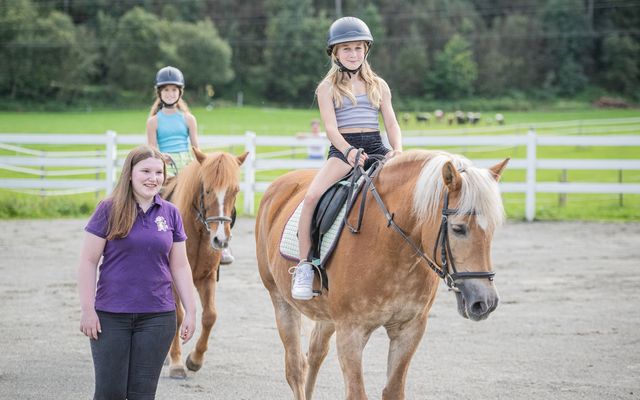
left=408, top=150, right=504, bottom=231
left=199, top=152, right=241, bottom=192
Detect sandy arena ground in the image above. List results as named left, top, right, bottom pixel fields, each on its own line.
left=0, top=218, right=639, bottom=400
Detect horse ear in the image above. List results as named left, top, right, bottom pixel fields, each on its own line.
left=193, top=147, right=207, bottom=164
left=236, top=151, right=249, bottom=166
left=489, top=158, right=510, bottom=182
left=442, top=161, right=462, bottom=193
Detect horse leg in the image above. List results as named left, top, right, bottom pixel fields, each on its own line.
left=269, top=291, right=307, bottom=400
left=186, top=276, right=217, bottom=372
left=381, top=314, right=428, bottom=400
left=305, top=321, right=335, bottom=400
left=168, top=294, right=187, bottom=378
left=335, top=323, right=375, bottom=400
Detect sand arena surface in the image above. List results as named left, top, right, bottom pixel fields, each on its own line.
left=0, top=218, right=639, bottom=399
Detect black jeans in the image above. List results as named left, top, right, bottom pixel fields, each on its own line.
left=90, top=310, right=176, bottom=400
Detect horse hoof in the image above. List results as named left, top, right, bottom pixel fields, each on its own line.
left=169, top=365, right=187, bottom=379
left=186, top=353, right=202, bottom=372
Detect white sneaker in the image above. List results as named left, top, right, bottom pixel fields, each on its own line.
left=220, top=247, right=234, bottom=265
left=290, top=262, right=315, bottom=300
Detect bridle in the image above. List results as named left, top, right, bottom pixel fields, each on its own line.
left=349, top=154, right=495, bottom=292
left=431, top=191, right=496, bottom=289
left=193, top=184, right=233, bottom=232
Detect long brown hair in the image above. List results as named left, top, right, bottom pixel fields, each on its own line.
left=105, top=145, right=166, bottom=240
left=318, top=42, right=382, bottom=109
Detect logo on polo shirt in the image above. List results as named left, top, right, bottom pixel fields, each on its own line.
left=155, top=216, right=169, bottom=232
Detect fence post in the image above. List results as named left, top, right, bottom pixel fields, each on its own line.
left=105, top=130, right=117, bottom=195
left=525, top=128, right=537, bottom=222
left=244, top=131, right=257, bottom=215
left=619, top=169, right=624, bottom=206
left=559, top=169, right=567, bottom=207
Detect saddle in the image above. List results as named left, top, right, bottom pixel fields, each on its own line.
left=278, top=152, right=386, bottom=292
left=311, top=171, right=356, bottom=243
left=307, top=153, right=386, bottom=291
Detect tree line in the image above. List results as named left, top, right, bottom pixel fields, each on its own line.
left=1, top=0, right=638, bottom=109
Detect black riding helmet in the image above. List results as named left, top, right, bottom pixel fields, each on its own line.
left=155, top=66, right=184, bottom=107
left=155, top=66, right=185, bottom=88
left=326, top=17, right=373, bottom=56
left=326, top=17, right=373, bottom=76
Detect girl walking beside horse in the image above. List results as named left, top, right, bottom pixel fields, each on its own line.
left=77, top=145, right=196, bottom=399
left=146, top=66, right=235, bottom=265
left=291, top=16, right=403, bottom=300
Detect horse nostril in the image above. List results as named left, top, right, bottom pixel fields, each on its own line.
left=470, top=301, right=488, bottom=315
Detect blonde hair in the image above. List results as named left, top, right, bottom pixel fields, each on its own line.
left=105, top=145, right=166, bottom=240
left=318, top=42, right=382, bottom=109
left=148, top=85, right=191, bottom=117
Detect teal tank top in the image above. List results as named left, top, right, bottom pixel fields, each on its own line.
left=156, top=110, right=189, bottom=153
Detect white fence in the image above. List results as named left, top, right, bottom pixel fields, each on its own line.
left=1, top=128, right=639, bottom=221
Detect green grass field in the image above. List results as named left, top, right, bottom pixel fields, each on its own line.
left=1, top=106, right=638, bottom=135
left=0, top=106, right=639, bottom=220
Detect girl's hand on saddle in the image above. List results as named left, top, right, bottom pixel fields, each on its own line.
left=80, top=309, right=101, bottom=340
left=347, top=148, right=368, bottom=167
left=385, top=150, right=402, bottom=159
left=179, top=313, right=196, bottom=344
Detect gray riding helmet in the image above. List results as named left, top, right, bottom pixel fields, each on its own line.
left=326, top=17, right=374, bottom=56
left=155, top=66, right=185, bottom=88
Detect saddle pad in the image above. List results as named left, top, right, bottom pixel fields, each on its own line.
left=279, top=200, right=348, bottom=264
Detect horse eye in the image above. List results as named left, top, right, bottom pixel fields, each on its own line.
left=451, top=224, right=467, bottom=235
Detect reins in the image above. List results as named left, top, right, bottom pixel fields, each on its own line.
left=346, top=151, right=495, bottom=291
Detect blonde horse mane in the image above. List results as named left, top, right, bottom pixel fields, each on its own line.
left=387, top=150, right=504, bottom=231
left=172, top=152, right=242, bottom=212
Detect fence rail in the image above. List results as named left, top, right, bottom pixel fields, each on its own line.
left=1, top=128, right=639, bottom=221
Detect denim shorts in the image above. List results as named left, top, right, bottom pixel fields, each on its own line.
left=328, top=131, right=389, bottom=170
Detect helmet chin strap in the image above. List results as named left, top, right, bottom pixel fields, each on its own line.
left=160, top=99, right=180, bottom=108
left=158, top=89, right=182, bottom=108
left=334, top=59, right=363, bottom=78
left=333, top=49, right=369, bottom=78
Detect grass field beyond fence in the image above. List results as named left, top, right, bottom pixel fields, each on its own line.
left=1, top=106, right=639, bottom=221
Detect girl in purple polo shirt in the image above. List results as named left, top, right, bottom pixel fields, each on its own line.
left=77, top=145, right=196, bottom=400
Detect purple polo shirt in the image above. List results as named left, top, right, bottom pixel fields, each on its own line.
left=85, top=194, right=187, bottom=313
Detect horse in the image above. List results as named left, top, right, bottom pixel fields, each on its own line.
left=164, top=147, right=248, bottom=378
left=255, top=149, right=509, bottom=399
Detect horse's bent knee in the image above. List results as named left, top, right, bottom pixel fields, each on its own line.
left=202, top=311, right=217, bottom=328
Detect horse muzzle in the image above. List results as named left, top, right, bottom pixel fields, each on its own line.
left=210, top=234, right=230, bottom=251
left=453, top=279, right=499, bottom=321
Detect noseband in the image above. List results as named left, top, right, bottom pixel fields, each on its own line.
left=354, top=159, right=495, bottom=292
left=193, top=185, right=233, bottom=232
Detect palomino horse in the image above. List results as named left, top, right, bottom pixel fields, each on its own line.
left=256, top=150, right=509, bottom=399
left=165, top=148, right=248, bottom=378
